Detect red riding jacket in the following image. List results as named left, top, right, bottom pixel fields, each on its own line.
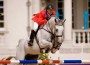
left=32, top=10, right=56, bottom=26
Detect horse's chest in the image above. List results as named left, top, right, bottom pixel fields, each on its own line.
left=41, top=31, right=50, bottom=39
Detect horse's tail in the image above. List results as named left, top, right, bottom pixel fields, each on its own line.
left=2, top=56, right=16, bottom=60
left=1, top=56, right=16, bottom=65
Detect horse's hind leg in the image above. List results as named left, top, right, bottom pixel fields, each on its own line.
left=16, top=39, right=25, bottom=60
left=16, top=47, right=25, bottom=65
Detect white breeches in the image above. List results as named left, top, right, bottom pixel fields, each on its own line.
left=33, top=22, right=39, bottom=31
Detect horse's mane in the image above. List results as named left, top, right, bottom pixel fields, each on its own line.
left=47, top=16, right=56, bottom=29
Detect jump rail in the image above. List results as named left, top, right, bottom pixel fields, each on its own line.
left=0, top=60, right=90, bottom=64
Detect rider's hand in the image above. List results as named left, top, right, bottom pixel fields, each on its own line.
left=46, top=17, right=49, bottom=21
left=46, top=15, right=51, bottom=21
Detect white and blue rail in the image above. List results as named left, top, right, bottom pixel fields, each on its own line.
left=0, top=60, right=90, bottom=64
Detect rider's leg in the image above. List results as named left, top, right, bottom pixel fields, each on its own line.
left=28, top=22, right=39, bottom=46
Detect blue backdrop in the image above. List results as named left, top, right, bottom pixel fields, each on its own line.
left=83, top=10, right=89, bottom=30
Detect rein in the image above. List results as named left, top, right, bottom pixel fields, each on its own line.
left=40, top=27, right=54, bottom=35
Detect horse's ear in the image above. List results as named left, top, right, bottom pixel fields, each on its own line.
left=55, top=18, right=61, bottom=25
left=55, top=19, right=58, bottom=25
left=62, top=19, right=66, bottom=24
left=55, top=19, right=57, bottom=23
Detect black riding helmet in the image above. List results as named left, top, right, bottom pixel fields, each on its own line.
left=46, top=4, right=54, bottom=10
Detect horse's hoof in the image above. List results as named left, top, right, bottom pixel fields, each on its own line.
left=45, top=50, right=49, bottom=53
left=51, top=48, right=57, bottom=54
left=28, top=42, right=33, bottom=46
left=45, top=48, right=50, bottom=53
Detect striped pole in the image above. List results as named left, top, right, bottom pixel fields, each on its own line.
left=0, top=60, right=90, bottom=64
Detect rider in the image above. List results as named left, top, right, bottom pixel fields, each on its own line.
left=28, top=4, right=56, bottom=46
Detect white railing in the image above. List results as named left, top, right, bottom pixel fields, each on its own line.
left=72, top=29, right=90, bottom=44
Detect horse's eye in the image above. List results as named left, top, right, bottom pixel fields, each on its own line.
left=56, top=29, right=58, bottom=32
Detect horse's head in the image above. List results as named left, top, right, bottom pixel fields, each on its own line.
left=55, top=19, right=66, bottom=43
left=49, top=18, right=66, bottom=53
left=47, top=16, right=66, bottom=43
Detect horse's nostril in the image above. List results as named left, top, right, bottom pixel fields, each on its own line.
left=56, top=29, right=58, bottom=32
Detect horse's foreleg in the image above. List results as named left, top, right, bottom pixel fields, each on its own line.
left=57, top=43, right=62, bottom=50
left=40, top=39, right=52, bottom=49
left=51, top=42, right=62, bottom=54
left=39, top=40, right=53, bottom=53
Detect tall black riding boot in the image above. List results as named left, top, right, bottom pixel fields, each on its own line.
left=28, top=30, right=36, bottom=46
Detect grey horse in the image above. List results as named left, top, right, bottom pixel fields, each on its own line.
left=16, top=16, right=65, bottom=65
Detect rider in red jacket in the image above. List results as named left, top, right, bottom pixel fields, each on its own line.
left=28, top=4, right=56, bottom=46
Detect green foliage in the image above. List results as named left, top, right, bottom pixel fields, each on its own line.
left=38, top=53, right=52, bottom=65
left=39, top=53, right=49, bottom=60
